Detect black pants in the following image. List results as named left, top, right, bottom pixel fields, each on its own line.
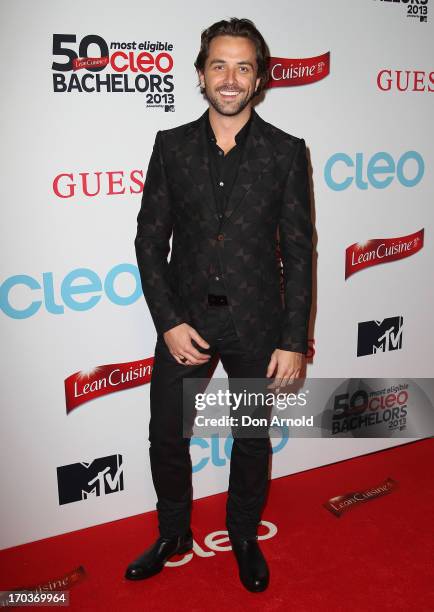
left=148, top=303, right=273, bottom=540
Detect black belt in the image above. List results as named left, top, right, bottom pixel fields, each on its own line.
left=208, top=294, right=228, bottom=306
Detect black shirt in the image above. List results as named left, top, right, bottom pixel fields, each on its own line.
left=206, top=111, right=252, bottom=295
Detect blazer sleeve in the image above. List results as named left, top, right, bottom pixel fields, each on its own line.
left=277, top=138, right=313, bottom=354
left=134, top=131, right=186, bottom=335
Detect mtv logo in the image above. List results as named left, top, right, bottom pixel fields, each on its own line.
left=357, top=316, right=403, bottom=357
left=420, top=16, right=427, bottom=22
left=57, top=454, right=124, bottom=505
left=165, top=104, right=175, bottom=112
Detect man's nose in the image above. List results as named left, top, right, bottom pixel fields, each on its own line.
left=226, top=68, right=238, bottom=84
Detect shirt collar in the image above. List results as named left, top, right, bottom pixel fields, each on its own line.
left=206, top=109, right=253, bottom=146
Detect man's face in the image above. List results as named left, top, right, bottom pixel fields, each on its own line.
left=198, top=35, right=261, bottom=116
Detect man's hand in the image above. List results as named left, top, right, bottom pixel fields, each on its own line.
left=163, top=323, right=211, bottom=366
left=266, top=349, right=305, bottom=390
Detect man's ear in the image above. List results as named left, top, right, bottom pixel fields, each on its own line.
left=198, top=70, right=205, bottom=89
left=255, top=76, right=260, bottom=92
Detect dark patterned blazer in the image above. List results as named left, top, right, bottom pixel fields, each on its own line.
left=135, top=108, right=313, bottom=356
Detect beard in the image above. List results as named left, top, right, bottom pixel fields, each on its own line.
left=204, top=84, right=256, bottom=116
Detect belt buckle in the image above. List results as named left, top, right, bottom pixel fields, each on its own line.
left=208, top=294, right=228, bottom=306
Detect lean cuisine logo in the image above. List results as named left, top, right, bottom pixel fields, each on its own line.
left=267, top=52, right=330, bottom=87
left=0, top=566, right=86, bottom=606
left=65, top=358, right=153, bottom=412
left=345, top=229, right=424, bottom=278
left=324, top=477, right=398, bottom=517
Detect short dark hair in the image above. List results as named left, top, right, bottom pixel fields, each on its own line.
left=194, top=18, right=270, bottom=97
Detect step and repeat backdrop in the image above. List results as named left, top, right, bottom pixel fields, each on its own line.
left=1, top=0, right=432, bottom=549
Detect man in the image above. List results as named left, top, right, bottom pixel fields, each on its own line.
left=126, top=18, right=313, bottom=592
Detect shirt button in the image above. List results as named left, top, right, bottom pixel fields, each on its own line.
left=215, top=276, right=220, bottom=281
left=219, top=181, right=224, bottom=187
left=218, top=214, right=223, bottom=219
left=218, top=150, right=223, bottom=156
left=217, top=233, right=224, bottom=241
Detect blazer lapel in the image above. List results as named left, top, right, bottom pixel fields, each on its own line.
left=183, top=111, right=220, bottom=223
left=223, top=110, right=274, bottom=223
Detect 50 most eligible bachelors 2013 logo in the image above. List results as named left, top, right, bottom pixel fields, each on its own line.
left=51, top=33, right=175, bottom=104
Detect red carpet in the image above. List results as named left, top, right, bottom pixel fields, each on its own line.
left=1, top=439, right=433, bottom=611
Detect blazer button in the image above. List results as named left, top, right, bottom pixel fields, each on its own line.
left=217, top=233, right=225, bottom=241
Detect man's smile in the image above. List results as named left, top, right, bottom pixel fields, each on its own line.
left=218, top=89, right=241, bottom=98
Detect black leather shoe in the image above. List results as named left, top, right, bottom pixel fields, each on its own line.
left=125, top=530, right=193, bottom=580
left=230, top=537, right=269, bottom=592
